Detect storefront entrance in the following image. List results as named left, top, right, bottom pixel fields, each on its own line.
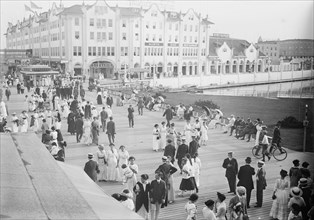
left=90, top=61, right=114, bottom=79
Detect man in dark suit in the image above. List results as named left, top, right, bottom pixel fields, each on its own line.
left=84, top=153, right=100, bottom=182
left=100, top=107, right=108, bottom=132
left=222, top=151, right=238, bottom=194
left=188, top=134, right=199, bottom=158
left=176, top=137, right=189, bottom=173
left=127, top=105, right=134, bottom=128
left=255, top=160, right=266, bottom=207
left=237, top=157, right=255, bottom=208
left=133, top=174, right=151, bottom=219
left=163, top=105, right=173, bottom=127
left=75, top=116, right=84, bottom=143
left=150, top=171, right=166, bottom=220
left=164, top=139, right=176, bottom=164
left=106, top=116, right=116, bottom=144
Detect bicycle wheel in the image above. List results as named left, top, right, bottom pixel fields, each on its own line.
left=273, top=147, right=287, bottom=161
left=252, top=146, right=263, bottom=159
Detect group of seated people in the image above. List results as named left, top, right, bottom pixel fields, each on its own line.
left=41, top=126, right=66, bottom=162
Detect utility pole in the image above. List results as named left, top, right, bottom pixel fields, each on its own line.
left=303, top=104, right=309, bottom=152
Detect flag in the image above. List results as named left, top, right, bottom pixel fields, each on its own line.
left=25, top=4, right=34, bottom=13
left=30, top=1, right=42, bottom=9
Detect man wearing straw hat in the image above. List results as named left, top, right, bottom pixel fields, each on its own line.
left=84, top=153, right=100, bottom=182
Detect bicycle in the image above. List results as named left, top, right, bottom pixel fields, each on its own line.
left=252, top=138, right=288, bottom=161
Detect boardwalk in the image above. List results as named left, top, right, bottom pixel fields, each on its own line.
left=4, top=85, right=314, bottom=220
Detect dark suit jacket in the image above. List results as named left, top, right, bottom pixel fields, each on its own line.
left=84, top=160, right=99, bottom=182
left=106, top=120, right=115, bottom=134
left=256, top=168, right=267, bottom=190
left=222, top=158, right=238, bottom=178
left=176, top=144, right=189, bottom=160
left=163, top=108, right=173, bottom=120
left=128, top=107, right=134, bottom=118
left=188, top=140, right=199, bottom=157
left=133, top=181, right=151, bottom=212
left=106, top=97, right=113, bottom=106
left=150, top=179, right=166, bottom=204
left=75, top=118, right=84, bottom=132
left=164, top=144, right=176, bottom=163
left=100, top=110, right=108, bottom=121
left=237, top=164, right=255, bottom=190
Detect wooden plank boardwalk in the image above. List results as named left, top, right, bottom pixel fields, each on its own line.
left=5, top=86, right=314, bottom=220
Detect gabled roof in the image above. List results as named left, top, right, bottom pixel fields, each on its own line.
left=202, top=18, right=214, bottom=25
left=259, top=51, right=267, bottom=57
left=58, top=5, right=84, bottom=15
left=119, top=7, right=142, bottom=17
left=209, top=36, right=251, bottom=57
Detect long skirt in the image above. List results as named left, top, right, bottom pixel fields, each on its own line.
left=137, top=205, right=149, bottom=220
left=168, top=175, right=175, bottom=201
left=152, top=136, right=160, bottom=151
left=107, top=160, right=120, bottom=181
left=179, top=178, right=195, bottom=191
left=97, top=95, right=102, bottom=105
left=98, top=160, right=107, bottom=181
left=269, top=189, right=289, bottom=220
left=91, top=129, right=99, bottom=145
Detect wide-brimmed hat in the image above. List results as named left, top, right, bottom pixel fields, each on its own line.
left=204, top=199, right=215, bottom=207
left=298, top=178, right=308, bottom=188
left=217, top=192, right=226, bottom=202
left=236, top=186, right=246, bottom=195
left=162, top=156, right=167, bottom=161
left=181, top=136, right=186, bottom=140
left=293, top=159, right=300, bottom=166
left=258, top=160, right=265, bottom=165
left=245, top=157, right=252, bottom=163
left=290, top=187, right=303, bottom=197
left=12, top=112, right=16, bottom=115
left=98, top=144, right=104, bottom=150
left=88, top=153, right=93, bottom=158
left=188, top=193, right=198, bottom=202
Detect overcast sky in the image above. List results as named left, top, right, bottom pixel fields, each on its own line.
left=0, top=0, right=313, bottom=48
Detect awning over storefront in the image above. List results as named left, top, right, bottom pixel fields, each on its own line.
left=130, top=68, right=150, bottom=73
left=20, top=70, right=59, bottom=76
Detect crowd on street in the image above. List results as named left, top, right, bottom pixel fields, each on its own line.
left=0, top=75, right=313, bottom=220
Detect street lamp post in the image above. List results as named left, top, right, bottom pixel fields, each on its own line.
left=303, top=104, right=309, bottom=152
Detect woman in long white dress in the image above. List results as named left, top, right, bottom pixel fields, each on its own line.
left=159, top=122, right=167, bottom=150
left=214, top=192, right=227, bottom=220
left=208, top=110, right=222, bottom=129
left=184, top=120, right=193, bottom=145
left=83, top=119, right=92, bottom=145
left=200, top=121, right=208, bottom=146
left=107, top=144, right=120, bottom=182
left=96, top=145, right=108, bottom=182
left=62, top=102, right=70, bottom=119
left=269, top=169, right=290, bottom=220
left=192, top=153, right=201, bottom=188
left=20, top=111, right=29, bottom=133
left=127, top=156, right=138, bottom=193
left=32, top=112, right=39, bottom=132
left=118, top=145, right=130, bottom=180
left=255, top=121, right=263, bottom=146
left=152, top=124, right=161, bottom=152
left=11, top=112, right=19, bottom=133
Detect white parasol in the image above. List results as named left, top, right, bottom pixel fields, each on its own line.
left=215, top=109, right=223, bottom=116
left=158, top=96, right=165, bottom=102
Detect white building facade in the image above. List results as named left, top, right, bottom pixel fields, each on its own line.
left=5, top=1, right=213, bottom=80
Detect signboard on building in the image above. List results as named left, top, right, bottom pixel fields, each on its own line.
left=168, top=43, right=179, bottom=47
left=90, top=62, right=113, bottom=68
left=213, top=33, right=230, bottom=38
left=1, top=49, right=33, bottom=62
left=183, top=44, right=198, bottom=47
left=145, top=42, right=164, bottom=46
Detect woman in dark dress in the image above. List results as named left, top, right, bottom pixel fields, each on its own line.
left=67, top=111, right=76, bottom=135
left=97, top=92, right=103, bottom=105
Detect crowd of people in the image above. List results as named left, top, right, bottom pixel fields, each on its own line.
left=1, top=74, right=313, bottom=220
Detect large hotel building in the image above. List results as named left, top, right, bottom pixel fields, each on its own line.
left=5, top=1, right=215, bottom=79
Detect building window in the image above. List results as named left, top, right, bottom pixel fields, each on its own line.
left=111, top=47, right=114, bottom=56
left=122, top=20, right=126, bottom=27
left=75, top=18, right=79, bottom=26
left=102, top=19, right=106, bottom=27
left=107, top=47, right=111, bottom=56
left=121, top=47, right=124, bottom=56
left=97, top=32, right=101, bottom=40
left=144, top=48, right=147, bottom=56
left=146, top=22, right=149, bottom=29
left=203, top=37, right=205, bottom=43
left=169, top=35, right=172, bottom=42
left=90, top=18, right=94, bottom=26
left=146, top=34, right=149, bottom=41
left=175, top=35, right=178, bottom=42
left=88, top=47, right=92, bottom=56
left=152, top=34, right=156, bottom=41
left=102, top=47, right=106, bottom=56
left=97, top=19, right=101, bottom=28
left=135, top=33, right=139, bottom=41
left=122, top=33, right=126, bottom=40
left=93, top=47, right=96, bottom=56
left=90, top=32, right=94, bottom=40
left=195, top=25, right=198, bottom=32
left=170, top=48, right=172, bottom=56
left=147, top=48, right=150, bottom=56
left=190, top=36, right=192, bottom=43
left=195, top=36, right=197, bottom=43
left=159, top=35, right=162, bottom=41
left=108, top=19, right=113, bottom=27
left=109, top=32, right=113, bottom=40
left=153, top=22, right=156, bottom=29
left=102, top=32, right=106, bottom=40
left=274, top=53, right=276, bottom=56
left=124, top=47, right=128, bottom=56
left=98, top=47, right=101, bottom=56
left=184, top=24, right=187, bottom=31
left=184, top=36, right=187, bottom=42
left=135, top=21, right=139, bottom=28
left=78, top=46, right=81, bottom=56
